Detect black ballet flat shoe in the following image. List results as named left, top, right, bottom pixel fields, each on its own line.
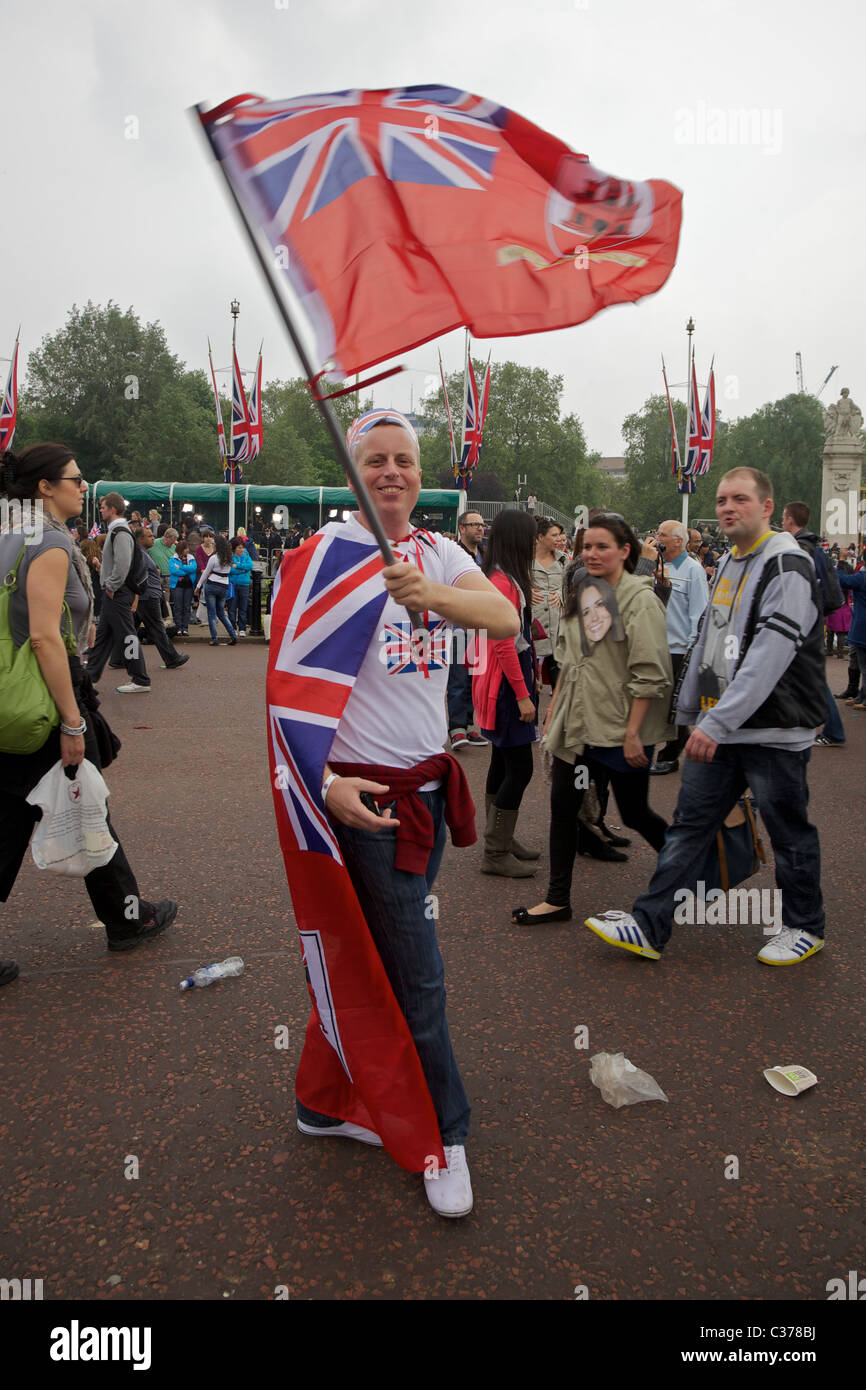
left=598, top=819, right=631, bottom=847
left=511, top=905, right=572, bottom=925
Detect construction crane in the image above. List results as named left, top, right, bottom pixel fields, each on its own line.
left=816, top=365, right=838, bottom=399
left=794, top=354, right=838, bottom=398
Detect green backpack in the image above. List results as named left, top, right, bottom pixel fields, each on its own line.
left=0, top=541, right=77, bottom=756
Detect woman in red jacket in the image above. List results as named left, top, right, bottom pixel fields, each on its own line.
left=473, top=509, right=540, bottom=877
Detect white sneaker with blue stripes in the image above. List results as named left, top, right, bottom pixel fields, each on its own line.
left=757, top=928, right=824, bottom=965
left=584, top=911, right=661, bottom=960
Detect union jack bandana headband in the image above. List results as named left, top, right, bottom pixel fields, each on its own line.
left=346, top=408, right=419, bottom=456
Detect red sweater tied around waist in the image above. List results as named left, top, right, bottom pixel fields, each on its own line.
left=328, top=753, right=477, bottom=874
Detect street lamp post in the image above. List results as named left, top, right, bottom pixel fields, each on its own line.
left=228, top=299, right=240, bottom=537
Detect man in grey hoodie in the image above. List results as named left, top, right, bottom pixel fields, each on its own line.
left=585, top=467, right=827, bottom=967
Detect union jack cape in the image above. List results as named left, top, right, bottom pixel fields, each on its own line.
left=266, top=524, right=445, bottom=1173
left=0, top=332, right=19, bottom=454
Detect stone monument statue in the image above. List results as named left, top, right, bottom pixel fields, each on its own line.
left=821, top=388, right=864, bottom=548
left=823, top=388, right=863, bottom=442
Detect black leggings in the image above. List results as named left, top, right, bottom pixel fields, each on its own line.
left=546, top=754, right=668, bottom=906
left=486, top=743, right=534, bottom=812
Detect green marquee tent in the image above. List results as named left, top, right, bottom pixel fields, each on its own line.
left=87, top=481, right=466, bottom=533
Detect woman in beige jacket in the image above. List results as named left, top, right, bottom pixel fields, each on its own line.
left=531, top=518, right=567, bottom=691
left=512, top=514, right=673, bottom=925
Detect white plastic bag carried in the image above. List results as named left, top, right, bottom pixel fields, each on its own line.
left=26, top=759, right=118, bottom=876
left=196, top=598, right=208, bottom=625
left=589, top=1052, right=668, bottom=1109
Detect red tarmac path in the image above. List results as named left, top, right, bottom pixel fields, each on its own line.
left=1, top=635, right=864, bottom=1302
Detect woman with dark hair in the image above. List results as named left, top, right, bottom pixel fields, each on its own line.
left=194, top=532, right=237, bottom=645
left=531, top=518, right=567, bottom=692
left=79, top=536, right=103, bottom=622
left=512, top=514, right=672, bottom=925
left=0, top=445, right=177, bottom=976
left=169, top=539, right=197, bottom=636
left=472, top=509, right=540, bottom=877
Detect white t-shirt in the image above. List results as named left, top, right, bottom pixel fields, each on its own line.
left=328, top=513, right=478, bottom=777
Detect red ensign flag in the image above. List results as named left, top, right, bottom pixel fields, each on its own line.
left=201, top=85, right=683, bottom=377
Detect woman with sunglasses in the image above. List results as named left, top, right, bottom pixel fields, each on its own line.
left=0, top=445, right=177, bottom=977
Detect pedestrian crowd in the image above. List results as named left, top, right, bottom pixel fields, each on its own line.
left=1, top=427, right=863, bottom=1226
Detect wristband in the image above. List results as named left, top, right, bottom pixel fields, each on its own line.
left=60, top=719, right=87, bottom=736
left=321, top=772, right=340, bottom=806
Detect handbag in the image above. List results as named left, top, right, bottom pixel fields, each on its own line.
left=0, top=543, right=77, bottom=755
left=696, top=795, right=766, bottom=892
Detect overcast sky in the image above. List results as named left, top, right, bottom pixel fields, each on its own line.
left=2, top=0, right=863, bottom=459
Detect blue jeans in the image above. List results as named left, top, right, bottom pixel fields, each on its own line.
left=632, top=743, right=824, bottom=950
left=446, top=658, right=474, bottom=732
left=822, top=681, right=846, bottom=742
left=227, top=585, right=249, bottom=632
left=204, top=582, right=236, bottom=641
left=296, top=789, right=471, bottom=1144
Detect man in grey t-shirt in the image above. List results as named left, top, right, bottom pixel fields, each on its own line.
left=86, top=492, right=150, bottom=692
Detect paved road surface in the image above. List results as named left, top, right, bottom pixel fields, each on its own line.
left=1, top=635, right=863, bottom=1301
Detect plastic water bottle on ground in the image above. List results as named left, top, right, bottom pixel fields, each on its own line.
left=179, top=956, right=244, bottom=991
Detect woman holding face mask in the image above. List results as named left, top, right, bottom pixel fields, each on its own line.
left=512, top=514, right=672, bottom=925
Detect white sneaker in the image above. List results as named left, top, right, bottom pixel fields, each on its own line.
left=296, top=1118, right=383, bottom=1146
left=757, top=929, right=825, bottom=966
left=424, top=1144, right=473, bottom=1218
left=115, top=683, right=151, bottom=694
left=584, top=910, right=661, bottom=960
left=238, top=630, right=247, bottom=637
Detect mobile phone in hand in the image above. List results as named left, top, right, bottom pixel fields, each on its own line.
left=359, top=791, right=382, bottom=817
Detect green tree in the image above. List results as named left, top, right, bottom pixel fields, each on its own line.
left=25, top=301, right=182, bottom=478
left=719, top=393, right=825, bottom=526
left=420, top=358, right=601, bottom=510
left=117, top=372, right=218, bottom=483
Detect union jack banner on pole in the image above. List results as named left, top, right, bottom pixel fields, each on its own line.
left=675, top=349, right=700, bottom=494
left=198, top=86, right=682, bottom=381
left=266, top=525, right=446, bottom=1173
left=438, top=348, right=457, bottom=473
left=661, top=356, right=682, bottom=480
left=0, top=331, right=19, bottom=454
left=456, top=351, right=490, bottom=484
left=207, top=338, right=228, bottom=463
left=683, top=352, right=702, bottom=476
left=246, top=344, right=264, bottom=460
left=698, top=358, right=716, bottom=475
left=230, top=343, right=251, bottom=472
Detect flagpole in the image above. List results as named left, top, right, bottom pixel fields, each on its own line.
left=460, top=329, right=470, bottom=487
left=228, top=300, right=240, bottom=537
left=682, top=316, right=694, bottom=530
left=193, top=102, right=423, bottom=631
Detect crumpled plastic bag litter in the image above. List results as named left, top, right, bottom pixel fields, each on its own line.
left=589, top=1052, right=668, bottom=1108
